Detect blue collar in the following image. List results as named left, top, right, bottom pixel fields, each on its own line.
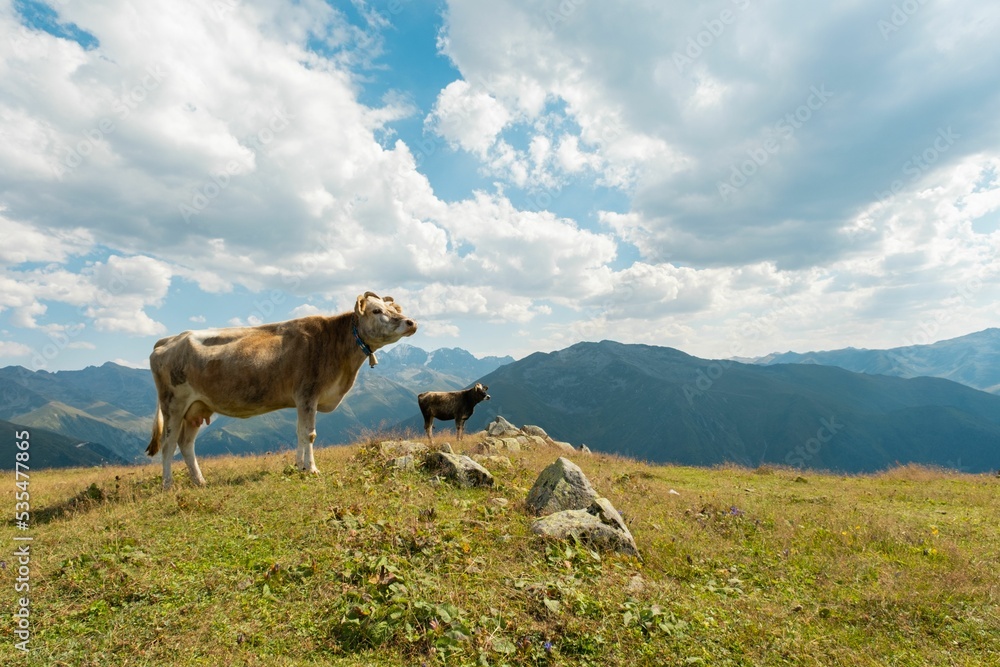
left=353, top=320, right=376, bottom=365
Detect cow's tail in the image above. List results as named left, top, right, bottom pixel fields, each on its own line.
left=146, top=404, right=163, bottom=457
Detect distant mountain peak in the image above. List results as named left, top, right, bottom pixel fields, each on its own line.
left=756, top=327, right=1000, bottom=394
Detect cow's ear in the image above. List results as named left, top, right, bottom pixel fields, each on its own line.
left=355, top=293, right=367, bottom=317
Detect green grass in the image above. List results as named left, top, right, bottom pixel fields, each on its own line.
left=3, top=433, right=999, bottom=666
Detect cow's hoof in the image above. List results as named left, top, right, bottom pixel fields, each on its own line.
left=298, top=465, right=321, bottom=475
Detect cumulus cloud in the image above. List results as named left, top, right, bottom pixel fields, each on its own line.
left=438, top=0, right=1000, bottom=266
left=0, top=341, right=32, bottom=357
left=289, top=304, right=323, bottom=318
left=429, top=80, right=511, bottom=156
left=3, top=0, right=999, bottom=367
left=0, top=214, right=93, bottom=266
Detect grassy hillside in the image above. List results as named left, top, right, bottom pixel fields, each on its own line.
left=2, top=431, right=998, bottom=666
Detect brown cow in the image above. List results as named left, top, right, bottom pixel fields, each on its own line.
left=147, top=292, right=416, bottom=488
left=418, top=383, right=490, bottom=443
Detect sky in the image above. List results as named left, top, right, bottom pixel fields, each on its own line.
left=1, top=0, right=999, bottom=372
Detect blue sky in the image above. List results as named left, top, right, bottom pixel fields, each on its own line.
left=1, top=0, right=999, bottom=372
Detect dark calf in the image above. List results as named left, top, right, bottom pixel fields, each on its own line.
left=417, top=383, right=490, bottom=443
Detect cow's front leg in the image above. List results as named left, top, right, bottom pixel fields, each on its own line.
left=295, top=402, right=320, bottom=474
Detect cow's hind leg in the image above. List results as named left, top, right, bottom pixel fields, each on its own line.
left=456, top=418, right=465, bottom=441
left=296, top=402, right=320, bottom=474
left=423, top=414, right=434, bottom=444
left=177, top=402, right=211, bottom=486
left=177, top=424, right=206, bottom=487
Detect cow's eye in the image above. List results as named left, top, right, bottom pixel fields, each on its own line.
left=372, top=308, right=382, bottom=315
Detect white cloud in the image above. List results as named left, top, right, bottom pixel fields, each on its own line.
left=2, top=0, right=999, bottom=369
left=419, top=320, right=461, bottom=338
left=111, top=357, right=148, bottom=369
left=289, top=303, right=322, bottom=318
left=439, top=0, right=1000, bottom=269
left=0, top=341, right=32, bottom=357
left=0, top=214, right=94, bottom=266
left=428, top=80, right=511, bottom=156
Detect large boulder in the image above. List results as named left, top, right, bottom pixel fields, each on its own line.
left=472, top=437, right=522, bottom=455
left=487, top=416, right=521, bottom=437
left=526, top=457, right=598, bottom=516
left=530, top=497, right=639, bottom=557
left=523, top=425, right=548, bottom=438
left=423, top=451, right=494, bottom=488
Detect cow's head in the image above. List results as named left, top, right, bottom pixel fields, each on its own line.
left=472, top=383, right=490, bottom=402
left=354, top=292, right=418, bottom=354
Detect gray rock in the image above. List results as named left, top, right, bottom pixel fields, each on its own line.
left=523, top=425, right=548, bottom=438
left=589, top=497, right=629, bottom=534
left=473, top=438, right=521, bottom=455
left=423, top=451, right=494, bottom=488
left=530, top=498, right=639, bottom=557
left=378, top=440, right=428, bottom=458
left=472, top=454, right=513, bottom=470
left=580, top=444, right=592, bottom=454
left=526, top=457, right=599, bottom=516
left=500, top=437, right=522, bottom=452
left=438, top=443, right=454, bottom=454
left=525, top=435, right=547, bottom=448
left=385, top=455, right=416, bottom=470
left=487, top=415, right=521, bottom=437
left=550, top=440, right=577, bottom=454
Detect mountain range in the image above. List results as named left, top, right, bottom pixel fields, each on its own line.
left=4, top=329, right=1000, bottom=474
left=418, top=339, right=1000, bottom=473
left=755, top=328, right=1000, bottom=394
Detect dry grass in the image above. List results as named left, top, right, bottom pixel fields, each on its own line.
left=2, top=434, right=999, bottom=666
